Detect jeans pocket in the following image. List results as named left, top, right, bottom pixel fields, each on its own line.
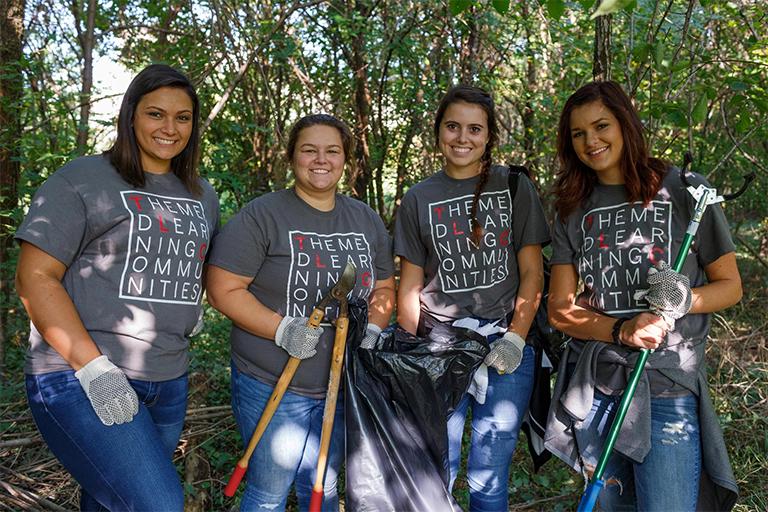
left=31, top=371, right=88, bottom=408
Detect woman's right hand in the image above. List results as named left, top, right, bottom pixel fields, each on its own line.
left=274, top=316, right=324, bottom=359
left=618, top=312, right=668, bottom=350
left=75, top=355, right=139, bottom=426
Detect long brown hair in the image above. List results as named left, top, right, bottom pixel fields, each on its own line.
left=434, top=85, right=499, bottom=245
left=554, top=81, right=667, bottom=219
left=104, top=64, right=202, bottom=195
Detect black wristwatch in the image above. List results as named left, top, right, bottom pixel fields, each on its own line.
left=611, top=318, right=627, bottom=345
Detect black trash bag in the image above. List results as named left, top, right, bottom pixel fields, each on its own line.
left=345, top=303, right=489, bottom=512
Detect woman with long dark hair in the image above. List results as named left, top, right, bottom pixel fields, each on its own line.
left=16, top=64, right=220, bottom=511
left=394, top=85, right=550, bottom=511
left=545, top=81, right=741, bottom=510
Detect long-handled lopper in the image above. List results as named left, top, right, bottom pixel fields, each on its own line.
left=224, top=262, right=357, bottom=498
left=308, top=263, right=355, bottom=512
left=577, top=155, right=754, bottom=512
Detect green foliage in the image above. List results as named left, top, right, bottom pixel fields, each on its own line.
left=2, top=0, right=767, bottom=507
left=450, top=0, right=474, bottom=16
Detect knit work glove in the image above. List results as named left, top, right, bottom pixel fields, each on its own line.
left=634, top=261, right=692, bottom=330
left=360, top=324, right=382, bottom=350
left=484, top=331, right=526, bottom=375
left=274, top=316, right=324, bottom=359
left=75, top=355, right=139, bottom=426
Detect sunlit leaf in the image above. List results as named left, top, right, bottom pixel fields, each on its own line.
left=729, top=81, right=749, bottom=91
left=590, top=0, right=634, bottom=19
left=491, top=0, right=510, bottom=14
left=546, top=0, right=566, bottom=19
left=449, top=0, right=473, bottom=15
left=692, top=94, right=709, bottom=124
left=735, top=115, right=751, bottom=133
left=653, top=43, right=665, bottom=68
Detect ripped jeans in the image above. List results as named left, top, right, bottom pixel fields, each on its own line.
left=575, top=390, right=701, bottom=511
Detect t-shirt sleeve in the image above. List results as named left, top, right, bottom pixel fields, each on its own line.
left=393, top=191, right=427, bottom=267
left=371, top=211, right=395, bottom=280
left=512, top=174, right=551, bottom=250
left=207, top=202, right=268, bottom=277
left=695, top=199, right=736, bottom=267
left=15, top=172, right=87, bottom=267
left=550, top=212, right=577, bottom=266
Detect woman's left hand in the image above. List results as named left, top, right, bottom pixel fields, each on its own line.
left=618, top=312, right=668, bottom=350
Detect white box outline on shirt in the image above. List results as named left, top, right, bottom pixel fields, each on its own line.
left=428, top=189, right=512, bottom=293
left=119, top=190, right=209, bottom=305
left=578, top=199, right=673, bottom=315
left=286, top=229, right=373, bottom=324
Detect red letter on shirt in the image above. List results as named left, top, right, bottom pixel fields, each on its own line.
left=158, top=216, right=169, bottom=233
left=128, top=195, right=143, bottom=211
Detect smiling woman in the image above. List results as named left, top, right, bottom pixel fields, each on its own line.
left=205, top=113, right=395, bottom=512
left=394, top=85, right=550, bottom=511
left=14, top=64, right=220, bottom=512
left=132, top=86, right=194, bottom=174
left=545, top=81, right=742, bottom=511
left=291, top=123, right=347, bottom=209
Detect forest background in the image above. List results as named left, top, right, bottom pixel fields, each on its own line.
left=0, top=0, right=766, bottom=510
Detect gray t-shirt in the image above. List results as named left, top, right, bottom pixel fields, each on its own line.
left=16, top=154, right=220, bottom=380
left=394, top=165, right=551, bottom=323
left=207, top=189, right=394, bottom=398
left=550, top=169, right=735, bottom=394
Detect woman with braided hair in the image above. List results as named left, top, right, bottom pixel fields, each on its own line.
left=394, top=84, right=550, bottom=511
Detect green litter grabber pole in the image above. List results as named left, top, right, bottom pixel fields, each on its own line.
left=577, top=155, right=754, bottom=512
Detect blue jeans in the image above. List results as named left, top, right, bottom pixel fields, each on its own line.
left=231, top=363, right=344, bottom=512
left=575, top=390, right=701, bottom=511
left=26, top=370, right=188, bottom=511
left=447, top=343, right=535, bottom=512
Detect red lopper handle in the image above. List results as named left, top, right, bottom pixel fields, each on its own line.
left=309, top=488, right=324, bottom=512
left=224, top=463, right=247, bottom=497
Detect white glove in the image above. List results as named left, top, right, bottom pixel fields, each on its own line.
left=360, top=324, right=382, bottom=350
left=75, top=355, right=139, bottom=426
left=484, top=331, right=526, bottom=375
left=634, top=261, right=692, bottom=329
left=274, top=316, right=324, bottom=359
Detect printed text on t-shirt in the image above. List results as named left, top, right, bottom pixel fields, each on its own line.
left=287, top=230, right=374, bottom=321
left=119, top=191, right=210, bottom=305
left=578, top=200, right=672, bottom=314
left=429, top=190, right=512, bottom=293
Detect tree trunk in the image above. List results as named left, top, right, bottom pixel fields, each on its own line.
left=0, top=0, right=25, bottom=380
left=593, top=9, right=611, bottom=81
left=73, top=0, right=98, bottom=154
left=458, top=6, right=479, bottom=83
left=348, top=3, right=372, bottom=201
left=521, top=1, right=537, bottom=168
